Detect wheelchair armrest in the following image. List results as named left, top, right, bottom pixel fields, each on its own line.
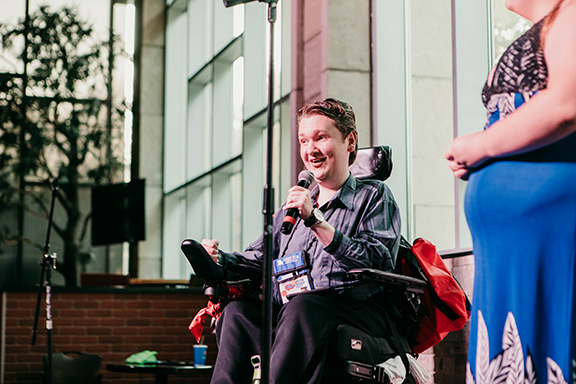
left=181, top=239, right=227, bottom=281
left=229, top=263, right=263, bottom=284
left=181, top=239, right=262, bottom=283
left=181, top=239, right=262, bottom=301
left=348, top=268, right=426, bottom=293
left=349, top=268, right=427, bottom=325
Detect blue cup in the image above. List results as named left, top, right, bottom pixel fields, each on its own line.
left=193, top=344, right=207, bottom=366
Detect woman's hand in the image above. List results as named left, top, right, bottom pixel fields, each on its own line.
left=445, top=131, right=490, bottom=180
left=283, top=185, right=314, bottom=220
left=201, top=238, right=220, bottom=264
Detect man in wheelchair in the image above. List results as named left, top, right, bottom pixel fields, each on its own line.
left=200, top=98, right=403, bottom=383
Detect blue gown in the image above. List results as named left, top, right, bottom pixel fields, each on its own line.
left=465, top=18, right=576, bottom=384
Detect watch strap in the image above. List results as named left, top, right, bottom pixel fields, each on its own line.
left=304, top=208, right=321, bottom=227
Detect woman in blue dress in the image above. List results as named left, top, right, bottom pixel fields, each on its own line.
left=445, top=0, right=576, bottom=383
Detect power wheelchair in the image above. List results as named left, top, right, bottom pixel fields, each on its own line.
left=182, top=146, right=431, bottom=383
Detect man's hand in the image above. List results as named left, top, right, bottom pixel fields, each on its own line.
left=201, top=238, right=220, bottom=264
left=283, top=185, right=314, bottom=220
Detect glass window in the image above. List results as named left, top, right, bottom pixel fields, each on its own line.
left=163, top=0, right=290, bottom=280
left=0, top=0, right=135, bottom=284
left=492, top=1, right=531, bottom=62
left=0, top=0, right=26, bottom=73
left=375, top=0, right=495, bottom=253
left=375, top=0, right=459, bottom=251
left=212, top=39, right=243, bottom=167
left=409, top=0, right=456, bottom=251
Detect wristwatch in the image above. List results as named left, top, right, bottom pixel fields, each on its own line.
left=304, top=208, right=325, bottom=227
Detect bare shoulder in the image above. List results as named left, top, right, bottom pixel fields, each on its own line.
left=544, top=0, right=576, bottom=83
left=559, top=0, right=576, bottom=19
left=546, top=0, right=576, bottom=44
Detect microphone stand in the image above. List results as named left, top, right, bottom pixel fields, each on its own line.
left=261, top=2, right=277, bottom=383
left=31, top=178, right=59, bottom=384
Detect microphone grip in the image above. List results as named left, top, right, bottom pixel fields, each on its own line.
left=281, top=208, right=299, bottom=234
left=280, top=178, right=311, bottom=235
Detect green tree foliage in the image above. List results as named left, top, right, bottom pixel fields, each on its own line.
left=0, top=5, right=124, bottom=286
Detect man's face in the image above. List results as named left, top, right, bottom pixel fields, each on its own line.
left=298, top=114, right=356, bottom=188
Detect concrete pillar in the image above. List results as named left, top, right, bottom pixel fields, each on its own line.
left=137, top=0, right=165, bottom=278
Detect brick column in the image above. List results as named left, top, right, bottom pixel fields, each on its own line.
left=290, top=0, right=373, bottom=183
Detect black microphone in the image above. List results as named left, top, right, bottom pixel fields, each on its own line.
left=281, top=170, right=315, bottom=235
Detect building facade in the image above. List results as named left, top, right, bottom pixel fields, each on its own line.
left=0, top=0, right=531, bottom=382
left=134, top=0, right=529, bottom=381
left=151, top=0, right=527, bottom=281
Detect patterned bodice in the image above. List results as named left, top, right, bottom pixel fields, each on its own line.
left=481, top=18, right=548, bottom=128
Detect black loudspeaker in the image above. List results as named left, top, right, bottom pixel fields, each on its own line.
left=91, top=179, right=145, bottom=246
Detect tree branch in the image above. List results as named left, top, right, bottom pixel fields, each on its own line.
left=0, top=177, right=66, bottom=238
left=55, top=183, right=74, bottom=217
left=0, top=227, right=43, bottom=252
left=78, top=211, right=92, bottom=244
left=1, top=179, right=49, bottom=216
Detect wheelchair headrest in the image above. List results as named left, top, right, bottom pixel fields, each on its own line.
left=349, top=146, right=393, bottom=181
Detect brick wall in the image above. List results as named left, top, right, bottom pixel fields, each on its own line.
left=430, top=324, right=470, bottom=383
left=1, top=284, right=471, bottom=383
left=1, top=289, right=216, bottom=384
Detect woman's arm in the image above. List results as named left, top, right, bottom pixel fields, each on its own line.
left=445, top=1, right=576, bottom=178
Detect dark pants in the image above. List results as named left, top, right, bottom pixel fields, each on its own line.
left=211, top=292, right=391, bottom=384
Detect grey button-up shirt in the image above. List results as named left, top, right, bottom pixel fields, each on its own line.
left=223, top=174, right=401, bottom=305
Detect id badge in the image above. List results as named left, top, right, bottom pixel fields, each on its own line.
left=273, top=251, right=312, bottom=304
